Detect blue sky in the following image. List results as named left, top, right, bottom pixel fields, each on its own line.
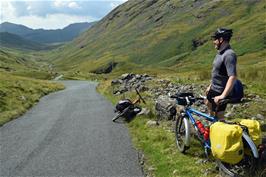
left=0, top=0, right=127, bottom=29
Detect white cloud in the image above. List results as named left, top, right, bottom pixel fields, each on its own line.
left=0, top=1, right=16, bottom=20
left=68, top=2, right=80, bottom=9
left=1, top=13, right=97, bottom=29
left=53, top=0, right=66, bottom=8
left=0, top=0, right=128, bottom=29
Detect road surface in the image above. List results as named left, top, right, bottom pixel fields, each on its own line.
left=0, top=81, right=143, bottom=177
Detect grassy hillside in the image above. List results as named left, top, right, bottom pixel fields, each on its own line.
left=46, top=0, right=265, bottom=94
left=0, top=72, right=64, bottom=126
left=0, top=32, right=52, bottom=51
left=0, top=47, right=57, bottom=79
left=0, top=47, right=64, bottom=126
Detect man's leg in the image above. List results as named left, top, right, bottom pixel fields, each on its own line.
left=216, top=111, right=225, bottom=120
left=205, top=99, right=215, bottom=116
left=205, top=99, right=226, bottom=120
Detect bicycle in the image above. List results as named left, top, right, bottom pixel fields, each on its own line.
left=171, top=92, right=259, bottom=177
left=112, top=88, right=146, bottom=122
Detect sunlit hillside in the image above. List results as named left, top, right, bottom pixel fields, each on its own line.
left=46, top=0, right=265, bottom=91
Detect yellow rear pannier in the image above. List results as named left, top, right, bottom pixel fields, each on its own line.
left=240, top=119, right=262, bottom=147
left=210, top=122, right=244, bottom=164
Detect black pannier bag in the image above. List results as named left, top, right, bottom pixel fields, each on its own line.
left=115, top=99, right=132, bottom=112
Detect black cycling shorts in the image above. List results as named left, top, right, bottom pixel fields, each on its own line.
left=207, top=89, right=227, bottom=112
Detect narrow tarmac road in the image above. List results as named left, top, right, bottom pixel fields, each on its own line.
left=0, top=81, right=143, bottom=177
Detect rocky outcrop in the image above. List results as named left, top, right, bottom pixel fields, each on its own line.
left=111, top=73, right=152, bottom=95
left=92, top=62, right=117, bottom=74
left=111, top=73, right=266, bottom=125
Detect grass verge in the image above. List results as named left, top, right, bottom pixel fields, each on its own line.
left=97, top=78, right=218, bottom=177
left=0, top=72, right=65, bottom=126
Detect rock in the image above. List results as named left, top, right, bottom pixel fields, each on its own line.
left=111, top=79, right=122, bottom=85
left=112, top=73, right=153, bottom=95
left=256, top=114, right=264, bottom=120
left=135, top=74, right=141, bottom=79
left=231, top=105, right=238, bottom=111
left=202, top=168, right=213, bottom=176
left=172, top=169, right=178, bottom=175
left=137, top=85, right=149, bottom=92
left=196, top=159, right=208, bottom=164
left=155, top=95, right=177, bottom=120
left=138, top=152, right=145, bottom=165
left=148, top=166, right=156, bottom=171
left=146, top=120, right=158, bottom=127
left=138, top=108, right=150, bottom=116
left=225, top=111, right=234, bottom=118
left=19, top=95, right=26, bottom=101
left=115, top=91, right=121, bottom=95
left=121, top=73, right=131, bottom=80
left=261, top=124, right=266, bottom=132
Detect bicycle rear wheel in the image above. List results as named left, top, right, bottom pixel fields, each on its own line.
left=175, top=115, right=190, bottom=153
left=218, top=131, right=259, bottom=177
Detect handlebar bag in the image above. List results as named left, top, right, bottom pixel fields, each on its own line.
left=240, top=119, right=262, bottom=147
left=210, top=122, right=244, bottom=164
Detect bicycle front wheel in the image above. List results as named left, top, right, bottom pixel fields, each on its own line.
left=218, top=131, right=259, bottom=177
left=175, top=115, right=190, bottom=153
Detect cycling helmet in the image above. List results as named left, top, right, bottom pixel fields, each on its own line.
left=212, top=28, right=233, bottom=41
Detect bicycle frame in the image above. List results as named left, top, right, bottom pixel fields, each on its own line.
left=183, top=106, right=218, bottom=150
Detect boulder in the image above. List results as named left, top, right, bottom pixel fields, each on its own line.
left=155, top=95, right=177, bottom=120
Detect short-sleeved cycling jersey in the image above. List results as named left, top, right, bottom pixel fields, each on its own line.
left=211, top=44, right=237, bottom=93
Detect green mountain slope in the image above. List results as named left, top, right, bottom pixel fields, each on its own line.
left=0, top=47, right=56, bottom=79
left=48, top=0, right=265, bottom=69
left=0, top=32, right=51, bottom=51
left=0, top=47, right=64, bottom=126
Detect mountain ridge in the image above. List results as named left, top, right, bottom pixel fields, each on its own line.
left=0, top=22, right=96, bottom=44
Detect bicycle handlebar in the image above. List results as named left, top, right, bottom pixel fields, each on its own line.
left=171, top=92, right=240, bottom=106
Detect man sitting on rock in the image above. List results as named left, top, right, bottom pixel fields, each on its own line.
left=205, top=28, right=237, bottom=120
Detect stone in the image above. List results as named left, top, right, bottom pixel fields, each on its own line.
left=135, top=74, right=141, bottom=79
left=146, top=120, right=158, bottom=127
left=256, top=114, right=264, bottom=120
left=196, top=159, right=208, bottom=164
left=148, top=166, right=156, bottom=171
left=155, top=95, right=177, bottom=120
left=138, top=108, right=150, bottom=116
left=121, top=73, right=130, bottom=80
left=20, top=95, right=26, bottom=101
left=172, top=170, right=178, bottom=175
left=261, top=124, right=266, bottom=131
left=111, top=79, right=122, bottom=85
left=225, top=111, right=234, bottom=118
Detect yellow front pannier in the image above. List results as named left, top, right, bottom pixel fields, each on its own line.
left=240, top=119, right=262, bottom=147
left=210, top=122, right=244, bottom=164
